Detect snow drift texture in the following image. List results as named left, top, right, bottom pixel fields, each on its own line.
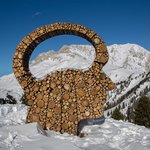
left=0, top=104, right=150, bottom=150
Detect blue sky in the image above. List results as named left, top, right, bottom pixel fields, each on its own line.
left=0, top=0, right=150, bottom=76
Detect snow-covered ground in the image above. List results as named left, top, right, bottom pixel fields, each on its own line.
left=0, top=104, right=150, bottom=150
left=0, top=104, right=27, bottom=127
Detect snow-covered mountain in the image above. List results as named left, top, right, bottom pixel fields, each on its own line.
left=107, top=44, right=150, bottom=72
left=105, top=44, right=150, bottom=82
left=0, top=43, right=150, bottom=117
left=28, top=44, right=150, bottom=81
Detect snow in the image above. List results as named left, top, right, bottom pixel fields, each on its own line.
left=0, top=104, right=27, bottom=127
left=0, top=44, right=150, bottom=149
left=0, top=74, right=23, bottom=102
left=0, top=104, right=150, bottom=150
left=30, top=45, right=95, bottom=79
left=107, top=44, right=150, bottom=72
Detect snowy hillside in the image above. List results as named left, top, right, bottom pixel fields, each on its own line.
left=0, top=104, right=150, bottom=150
left=1, top=43, right=150, bottom=98
left=0, top=43, right=150, bottom=117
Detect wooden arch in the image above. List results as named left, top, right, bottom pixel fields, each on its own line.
left=13, top=22, right=114, bottom=135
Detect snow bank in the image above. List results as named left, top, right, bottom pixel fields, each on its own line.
left=0, top=104, right=27, bottom=127
left=0, top=104, right=150, bottom=150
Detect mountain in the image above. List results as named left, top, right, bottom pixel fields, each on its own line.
left=105, top=44, right=150, bottom=82
left=29, top=43, right=150, bottom=81
left=0, top=43, right=150, bottom=149
left=104, top=44, right=150, bottom=119
left=0, top=43, right=150, bottom=118
left=0, top=104, right=150, bottom=150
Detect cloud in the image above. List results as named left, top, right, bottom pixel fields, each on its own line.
left=32, top=12, right=42, bottom=17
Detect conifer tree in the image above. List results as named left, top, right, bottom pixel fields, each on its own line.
left=122, top=102, right=125, bottom=109
left=111, top=107, right=124, bottom=120
left=134, top=96, right=150, bottom=128
left=107, top=111, right=110, bottom=116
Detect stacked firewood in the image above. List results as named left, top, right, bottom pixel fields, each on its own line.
left=13, top=22, right=115, bottom=135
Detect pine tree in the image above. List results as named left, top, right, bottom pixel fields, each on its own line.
left=122, top=102, right=125, bottom=109
left=127, top=106, right=133, bottom=122
left=107, top=111, right=110, bottom=116
left=134, top=96, right=150, bottom=128
left=111, top=107, right=124, bottom=120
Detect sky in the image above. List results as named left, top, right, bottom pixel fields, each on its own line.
left=0, top=0, right=150, bottom=76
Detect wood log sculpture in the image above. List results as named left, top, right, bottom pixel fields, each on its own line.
left=13, top=22, right=115, bottom=135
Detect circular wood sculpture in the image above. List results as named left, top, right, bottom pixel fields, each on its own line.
left=13, top=22, right=115, bottom=135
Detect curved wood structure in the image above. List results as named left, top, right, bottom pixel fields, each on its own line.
left=13, top=22, right=115, bottom=135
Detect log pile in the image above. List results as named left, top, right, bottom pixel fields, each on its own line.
left=13, top=22, right=115, bottom=135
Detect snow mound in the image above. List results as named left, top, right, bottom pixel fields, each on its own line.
left=0, top=74, right=23, bottom=101
left=0, top=119, right=150, bottom=150
left=0, top=104, right=150, bottom=150
left=0, top=104, right=27, bottom=127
